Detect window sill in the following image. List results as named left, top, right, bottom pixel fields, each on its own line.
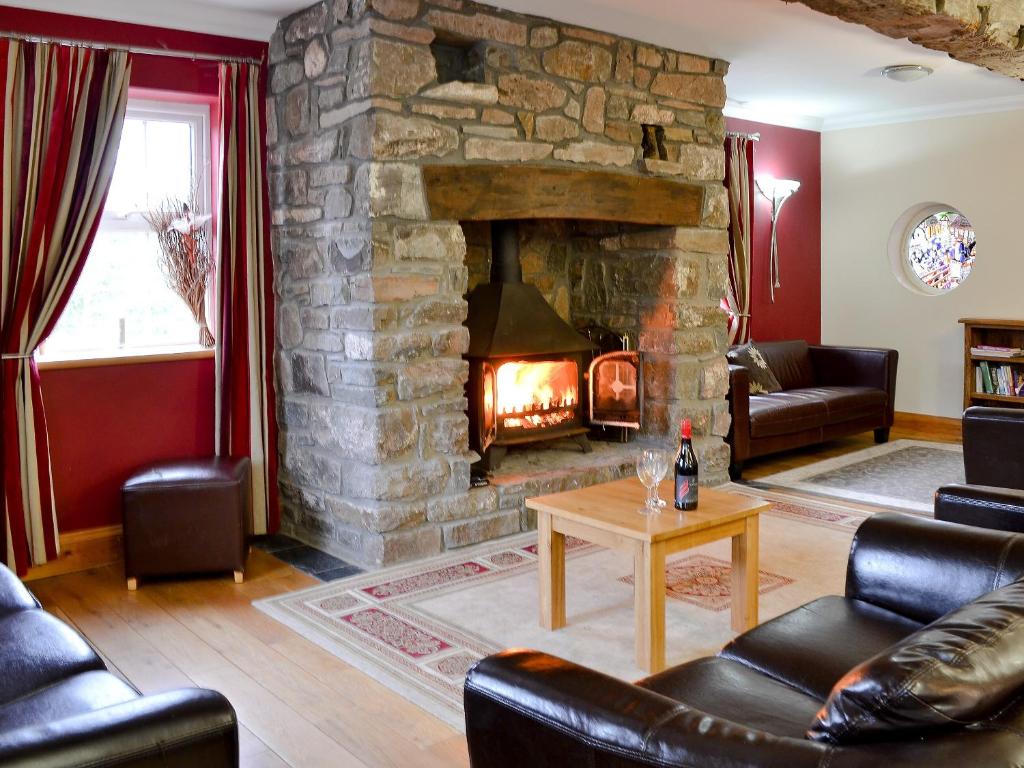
left=37, top=345, right=215, bottom=371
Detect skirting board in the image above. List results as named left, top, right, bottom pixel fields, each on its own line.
left=24, top=525, right=123, bottom=582
left=893, top=411, right=962, bottom=442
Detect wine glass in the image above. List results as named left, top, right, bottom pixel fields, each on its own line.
left=651, top=450, right=669, bottom=508
left=636, top=449, right=667, bottom=514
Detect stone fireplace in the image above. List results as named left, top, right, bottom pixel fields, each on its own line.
left=268, top=0, right=733, bottom=567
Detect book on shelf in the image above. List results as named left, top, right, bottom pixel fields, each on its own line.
left=971, top=346, right=1023, bottom=357
left=976, top=366, right=984, bottom=394
left=980, top=361, right=994, bottom=394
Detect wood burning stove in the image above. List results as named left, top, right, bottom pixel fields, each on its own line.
left=465, top=221, right=594, bottom=470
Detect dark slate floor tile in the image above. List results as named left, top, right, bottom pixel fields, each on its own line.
left=274, top=545, right=349, bottom=574
left=252, top=534, right=302, bottom=553
left=317, top=565, right=364, bottom=581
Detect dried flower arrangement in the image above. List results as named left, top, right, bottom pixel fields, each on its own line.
left=144, top=191, right=215, bottom=347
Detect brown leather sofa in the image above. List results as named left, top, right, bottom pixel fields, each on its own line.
left=0, top=563, right=238, bottom=766
left=464, top=512, right=1024, bottom=767
left=936, top=405, right=1024, bottom=532
left=728, top=341, right=898, bottom=479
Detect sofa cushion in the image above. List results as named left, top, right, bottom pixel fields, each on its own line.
left=802, top=386, right=888, bottom=424
left=727, top=342, right=782, bottom=394
left=721, top=596, right=924, bottom=700
left=748, top=391, right=828, bottom=438
left=755, top=340, right=816, bottom=391
left=0, top=564, right=38, bottom=618
left=808, top=579, right=1024, bottom=745
left=0, top=670, right=138, bottom=732
left=0, top=610, right=105, bottom=706
left=637, top=656, right=821, bottom=738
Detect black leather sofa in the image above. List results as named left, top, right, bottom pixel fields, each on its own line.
left=464, top=513, right=1024, bottom=767
left=936, top=405, right=1024, bottom=532
left=0, top=563, right=238, bottom=767
left=727, top=341, right=898, bottom=479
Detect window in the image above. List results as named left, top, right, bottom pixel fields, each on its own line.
left=888, top=203, right=976, bottom=295
left=40, top=99, right=213, bottom=360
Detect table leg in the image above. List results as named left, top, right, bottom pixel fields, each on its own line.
left=635, top=540, right=666, bottom=673
left=538, top=511, right=566, bottom=630
left=731, top=515, right=760, bottom=633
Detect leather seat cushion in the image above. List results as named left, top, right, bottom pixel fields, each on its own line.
left=809, top=580, right=1024, bottom=745
left=0, top=564, right=38, bottom=618
left=795, top=386, right=888, bottom=424
left=636, top=657, right=822, bottom=738
left=0, top=610, right=105, bottom=705
left=720, top=596, right=924, bottom=700
left=122, top=457, right=250, bottom=493
left=0, top=670, right=138, bottom=732
left=748, top=391, right=828, bottom=438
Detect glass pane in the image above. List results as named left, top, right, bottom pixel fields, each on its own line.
left=103, top=117, right=195, bottom=219
left=42, top=105, right=209, bottom=358
left=43, top=229, right=201, bottom=355
left=906, top=211, right=975, bottom=292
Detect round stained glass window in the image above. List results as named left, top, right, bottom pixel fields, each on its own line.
left=906, top=209, right=975, bottom=292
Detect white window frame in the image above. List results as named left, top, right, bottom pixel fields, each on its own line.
left=887, top=201, right=976, bottom=297
left=38, top=98, right=215, bottom=367
left=102, top=99, right=213, bottom=232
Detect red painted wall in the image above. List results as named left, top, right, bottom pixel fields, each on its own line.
left=2, top=7, right=267, bottom=532
left=726, top=118, right=821, bottom=344
left=40, top=359, right=215, bottom=530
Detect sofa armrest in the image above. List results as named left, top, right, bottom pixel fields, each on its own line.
left=727, top=364, right=751, bottom=463
left=935, top=483, right=1024, bottom=534
left=465, top=649, right=827, bottom=768
left=808, top=345, right=898, bottom=425
left=963, top=407, right=1024, bottom=489
left=0, top=689, right=237, bottom=768
left=845, top=512, right=1024, bottom=625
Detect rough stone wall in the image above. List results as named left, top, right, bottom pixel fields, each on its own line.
left=268, top=0, right=731, bottom=568
left=789, top=0, right=1024, bottom=78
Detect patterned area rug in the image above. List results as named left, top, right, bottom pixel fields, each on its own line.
left=254, top=497, right=868, bottom=730
left=748, top=439, right=963, bottom=513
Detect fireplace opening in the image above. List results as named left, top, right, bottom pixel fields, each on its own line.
left=465, top=221, right=595, bottom=470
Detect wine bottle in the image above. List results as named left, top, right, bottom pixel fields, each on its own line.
left=674, top=418, right=699, bottom=511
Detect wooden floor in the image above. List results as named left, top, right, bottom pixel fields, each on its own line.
left=32, top=414, right=958, bottom=768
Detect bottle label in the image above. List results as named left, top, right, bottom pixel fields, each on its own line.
left=675, top=473, right=698, bottom=508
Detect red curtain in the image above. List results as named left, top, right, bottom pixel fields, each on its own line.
left=214, top=62, right=278, bottom=535
left=724, top=136, right=755, bottom=346
left=0, top=41, right=131, bottom=574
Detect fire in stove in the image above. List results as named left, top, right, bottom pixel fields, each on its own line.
left=497, top=360, right=578, bottom=430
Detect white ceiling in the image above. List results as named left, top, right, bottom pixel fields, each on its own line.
left=7, top=0, right=1024, bottom=130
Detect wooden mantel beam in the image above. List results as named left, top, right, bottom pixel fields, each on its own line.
left=421, top=164, right=706, bottom=227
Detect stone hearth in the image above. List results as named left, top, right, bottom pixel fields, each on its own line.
left=268, top=0, right=732, bottom=568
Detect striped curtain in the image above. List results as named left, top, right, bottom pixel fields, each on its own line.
left=1, top=41, right=131, bottom=574
left=724, top=136, right=755, bottom=346
left=215, top=62, right=277, bottom=535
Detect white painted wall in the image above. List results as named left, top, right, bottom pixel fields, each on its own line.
left=821, top=109, right=1024, bottom=418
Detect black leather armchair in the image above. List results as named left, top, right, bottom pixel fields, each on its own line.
left=464, top=514, right=1024, bottom=767
left=0, top=563, right=238, bottom=767
left=935, top=406, right=1024, bottom=532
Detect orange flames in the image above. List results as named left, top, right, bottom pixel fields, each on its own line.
left=496, top=360, right=578, bottom=430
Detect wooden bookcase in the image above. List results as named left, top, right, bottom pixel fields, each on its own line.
left=960, top=318, right=1024, bottom=409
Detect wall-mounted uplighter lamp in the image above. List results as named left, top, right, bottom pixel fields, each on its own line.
left=755, top=176, right=800, bottom=303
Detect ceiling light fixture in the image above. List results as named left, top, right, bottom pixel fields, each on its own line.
left=880, top=64, right=934, bottom=83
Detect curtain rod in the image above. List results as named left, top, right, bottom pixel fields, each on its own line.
left=0, top=32, right=264, bottom=66
left=726, top=131, right=760, bottom=141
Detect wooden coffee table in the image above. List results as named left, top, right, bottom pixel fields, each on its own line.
left=528, top=477, right=769, bottom=673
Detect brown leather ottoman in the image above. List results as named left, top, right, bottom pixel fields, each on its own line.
left=122, top=457, right=251, bottom=590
